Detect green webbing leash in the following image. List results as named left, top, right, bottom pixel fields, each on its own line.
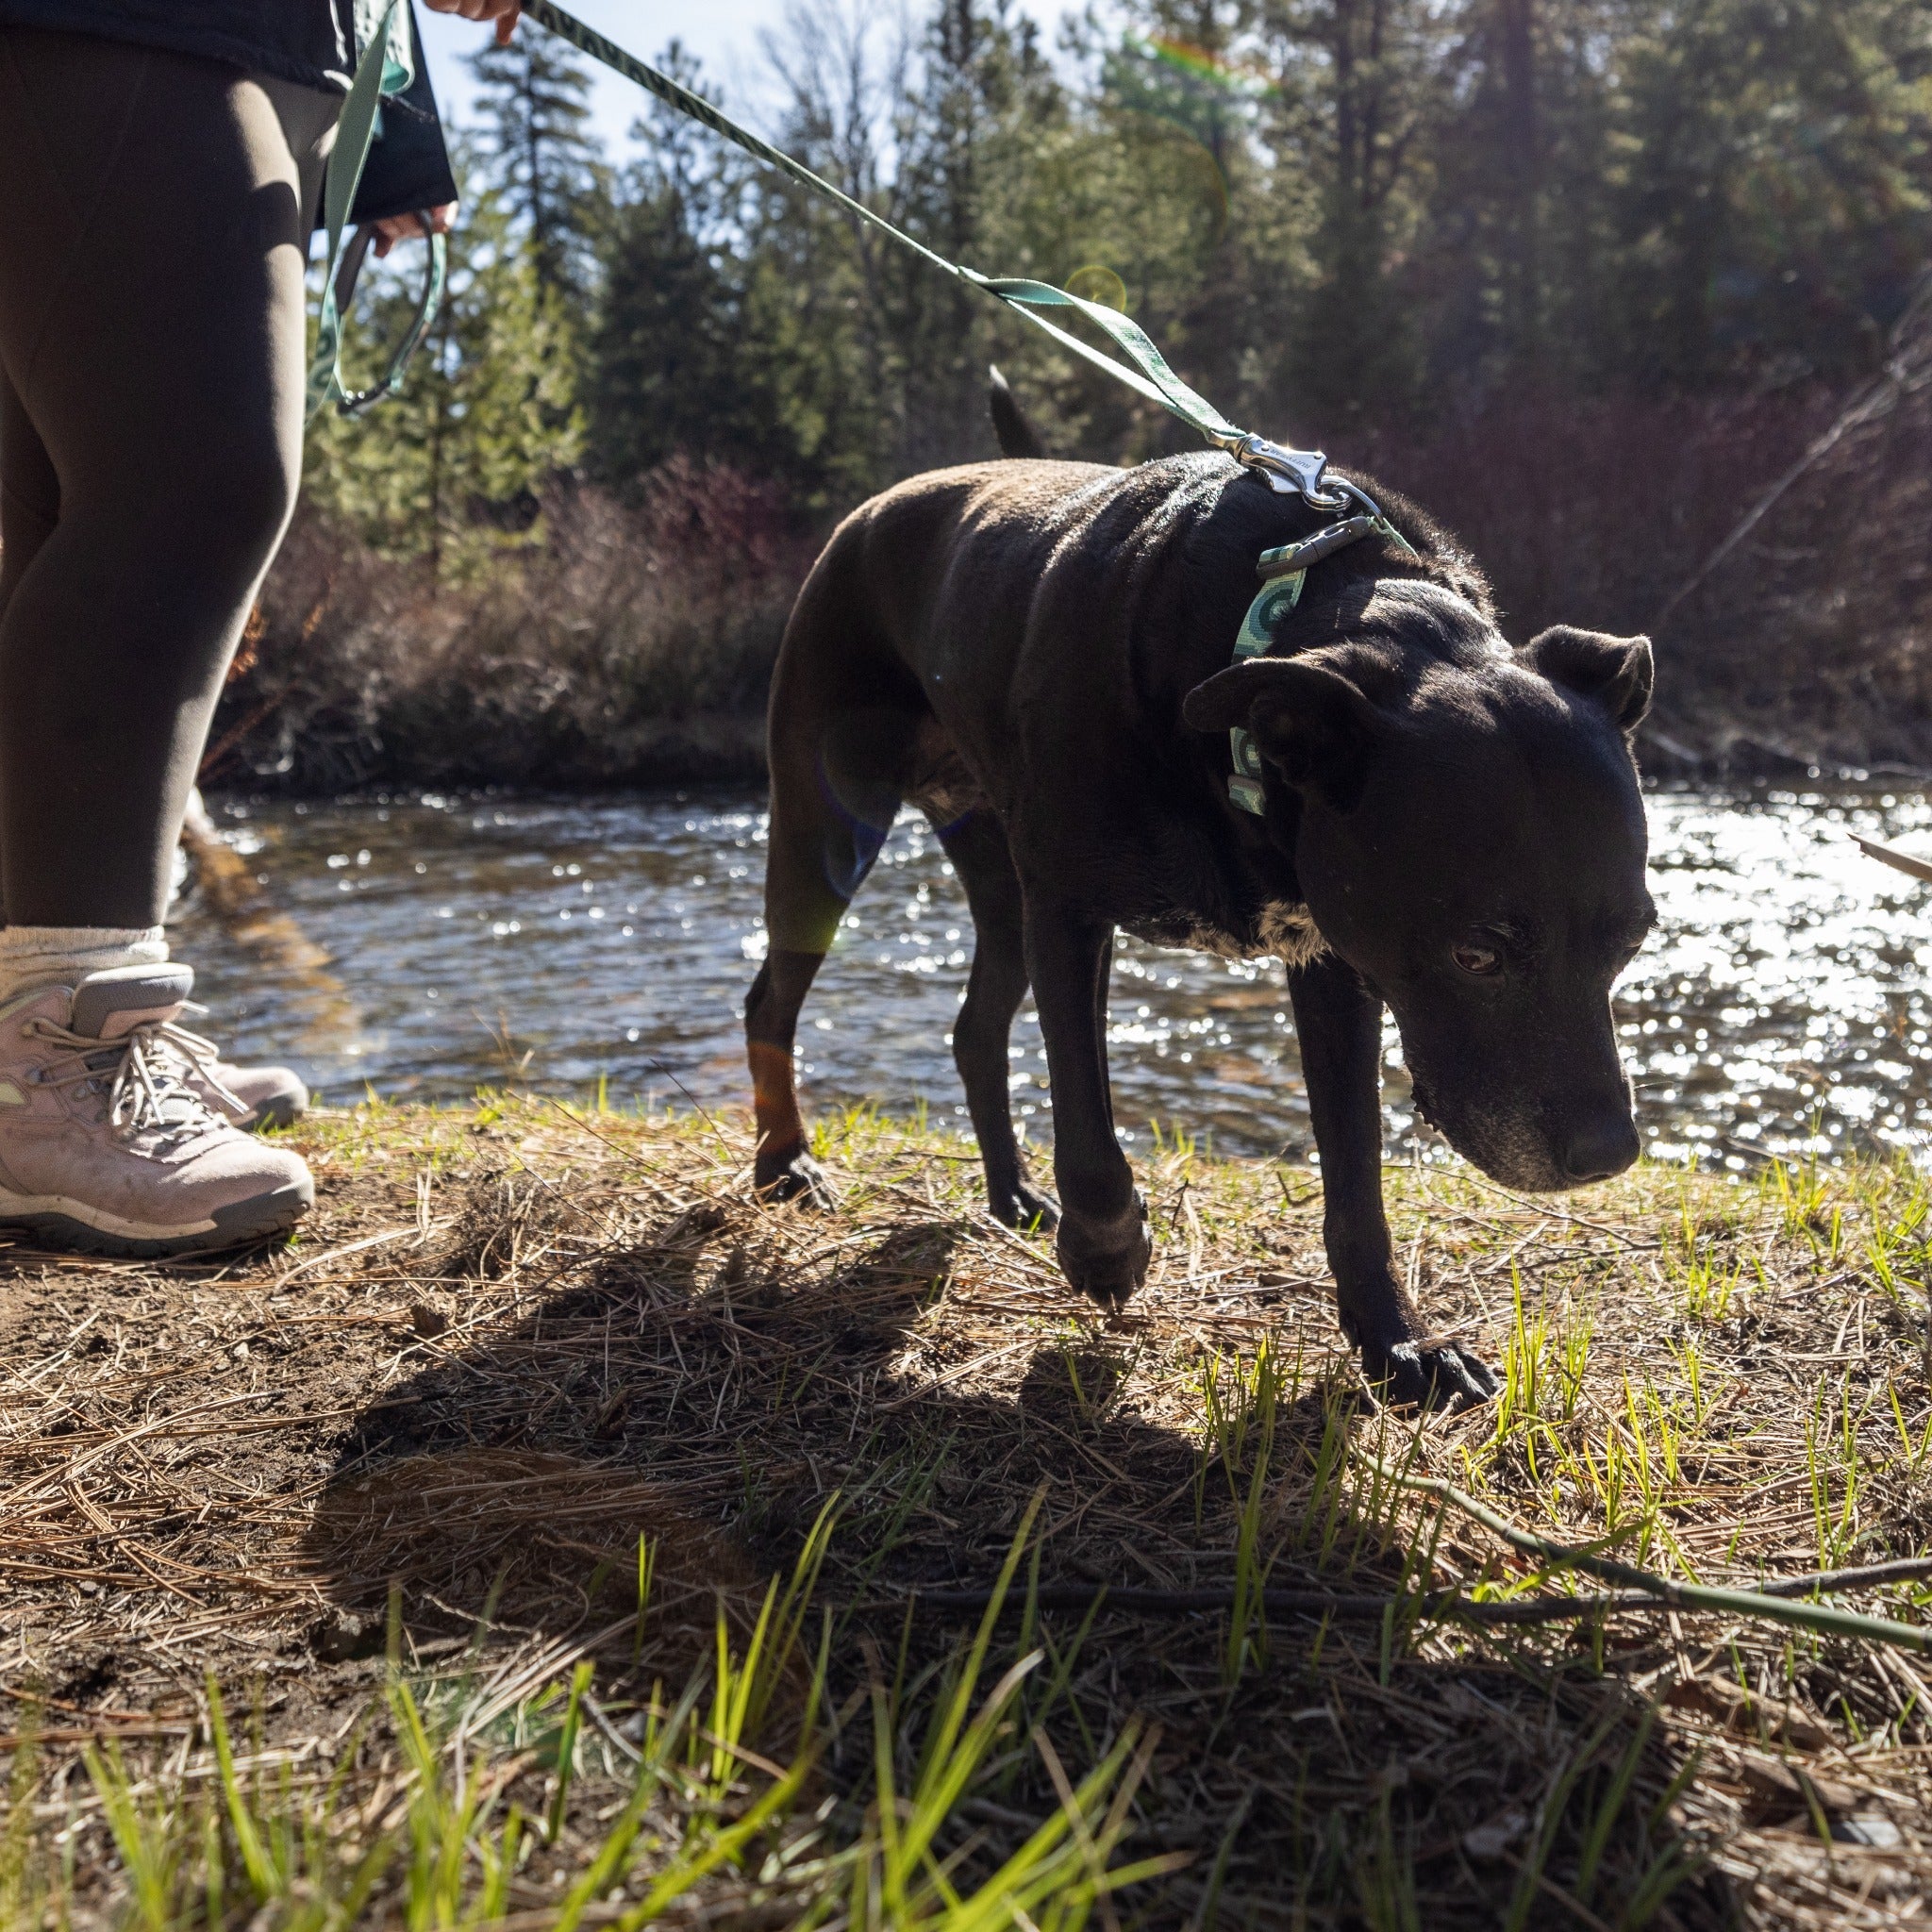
left=519, top=0, right=1351, bottom=513
left=307, top=0, right=449, bottom=422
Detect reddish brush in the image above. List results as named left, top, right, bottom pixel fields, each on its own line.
left=214, top=464, right=810, bottom=793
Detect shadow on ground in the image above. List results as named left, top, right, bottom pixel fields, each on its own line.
left=299, top=1183, right=1729, bottom=1930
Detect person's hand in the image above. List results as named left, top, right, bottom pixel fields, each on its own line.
left=421, top=0, right=521, bottom=45
left=371, top=206, right=458, bottom=258
left=377, top=1, right=516, bottom=251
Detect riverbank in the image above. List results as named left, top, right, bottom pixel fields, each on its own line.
left=208, top=335, right=1932, bottom=797
left=210, top=466, right=802, bottom=796
left=163, top=785, right=1932, bottom=1171
left=5, top=1100, right=1929, bottom=1927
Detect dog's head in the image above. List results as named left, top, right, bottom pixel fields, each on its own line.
left=1184, top=578, right=1654, bottom=1192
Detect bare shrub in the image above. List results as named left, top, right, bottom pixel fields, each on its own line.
left=1351, top=358, right=1932, bottom=774
left=210, top=458, right=809, bottom=793
left=1350, top=385, right=1834, bottom=641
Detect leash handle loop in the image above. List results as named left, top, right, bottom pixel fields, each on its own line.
left=308, top=0, right=398, bottom=421
left=308, top=0, right=443, bottom=421
left=329, top=223, right=448, bottom=418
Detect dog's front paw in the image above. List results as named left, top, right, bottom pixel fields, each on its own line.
left=1362, top=1338, right=1498, bottom=1412
left=1056, top=1196, right=1152, bottom=1312
left=991, top=1178, right=1060, bottom=1234
left=755, top=1147, right=839, bottom=1211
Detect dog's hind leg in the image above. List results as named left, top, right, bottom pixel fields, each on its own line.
left=750, top=683, right=915, bottom=1207
left=1023, top=899, right=1151, bottom=1310
left=933, top=807, right=1058, bottom=1232
left=745, top=949, right=837, bottom=1206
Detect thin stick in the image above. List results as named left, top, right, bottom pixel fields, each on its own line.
left=1753, top=1556, right=1932, bottom=1599
left=1652, top=272, right=1932, bottom=630
left=878, top=1555, right=1932, bottom=1631
left=1357, top=1454, right=1932, bottom=1654
left=876, top=1583, right=1665, bottom=1626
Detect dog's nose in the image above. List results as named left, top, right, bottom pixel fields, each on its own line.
left=1561, top=1115, right=1640, bottom=1182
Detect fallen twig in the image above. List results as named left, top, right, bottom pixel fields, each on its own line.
left=874, top=1582, right=1669, bottom=1626
left=1358, top=1454, right=1932, bottom=1654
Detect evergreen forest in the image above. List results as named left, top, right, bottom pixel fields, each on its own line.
left=258, top=0, right=1932, bottom=790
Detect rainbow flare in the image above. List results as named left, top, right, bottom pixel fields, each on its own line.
left=1127, top=33, right=1277, bottom=101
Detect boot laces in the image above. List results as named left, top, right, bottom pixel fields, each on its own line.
left=25, top=1014, right=240, bottom=1143
left=163, top=1006, right=251, bottom=1113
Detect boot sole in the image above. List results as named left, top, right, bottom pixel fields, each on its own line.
left=0, top=1178, right=313, bottom=1259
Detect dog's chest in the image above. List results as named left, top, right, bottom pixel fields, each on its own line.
left=1126, top=899, right=1327, bottom=969
left=904, top=718, right=989, bottom=824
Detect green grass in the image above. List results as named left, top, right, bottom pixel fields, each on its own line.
left=9, top=1508, right=1159, bottom=1931
left=7, top=1095, right=1932, bottom=1928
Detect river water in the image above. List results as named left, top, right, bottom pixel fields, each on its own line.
left=170, top=786, right=1932, bottom=1170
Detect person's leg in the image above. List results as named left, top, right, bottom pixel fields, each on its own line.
left=0, top=361, right=58, bottom=633
left=0, top=29, right=337, bottom=941
left=0, top=29, right=332, bottom=1251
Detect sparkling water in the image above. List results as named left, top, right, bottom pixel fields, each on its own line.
left=173, top=785, right=1932, bottom=1168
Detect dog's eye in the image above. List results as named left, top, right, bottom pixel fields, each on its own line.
left=1452, top=941, right=1501, bottom=977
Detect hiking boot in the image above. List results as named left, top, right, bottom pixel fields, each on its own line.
left=170, top=1023, right=309, bottom=1131
left=0, top=963, right=313, bottom=1257
left=197, top=1060, right=309, bottom=1131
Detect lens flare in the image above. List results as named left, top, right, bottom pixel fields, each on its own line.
left=1126, top=33, right=1277, bottom=102
left=1065, top=264, right=1129, bottom=312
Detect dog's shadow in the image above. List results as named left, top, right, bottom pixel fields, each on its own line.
left=301, top=1208, right=1188, bottom=1636
left=300, top=1193, right=1723, bottom=1926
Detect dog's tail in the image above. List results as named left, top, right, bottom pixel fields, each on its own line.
left=989, top=365, right=1046, bottom=459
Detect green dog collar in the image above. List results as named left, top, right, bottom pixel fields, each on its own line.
left=1226, top=568, right=1305, bottom=814
left=1225, top=514, right=1419, bottom=815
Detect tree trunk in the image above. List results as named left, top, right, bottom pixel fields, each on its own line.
left=1499, top=0, right=1539, bottom=365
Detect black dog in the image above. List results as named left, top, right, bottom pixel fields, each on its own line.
left=745, top=408, right=1653, bottom=1407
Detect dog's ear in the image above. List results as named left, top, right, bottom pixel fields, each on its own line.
left=1182, top=653, right=1391, bottom=809
left=1521, top=626, right=1653, bottom=734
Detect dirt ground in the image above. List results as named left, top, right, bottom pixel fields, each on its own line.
left=4, top=1099, right=1931, bottom=1927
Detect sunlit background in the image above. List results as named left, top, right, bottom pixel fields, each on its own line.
left=420, top=0, right=1089, bottom=153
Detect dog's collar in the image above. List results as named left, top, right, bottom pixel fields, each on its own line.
left=1225, top=512, right=1418, bottom=814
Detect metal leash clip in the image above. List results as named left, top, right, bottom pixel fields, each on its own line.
left=1223, top=432, right=1353, bottom=512
left=326, top=219, right=448, bottom=418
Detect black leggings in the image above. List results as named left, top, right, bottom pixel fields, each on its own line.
left=0, top=28, right=337, bottom=927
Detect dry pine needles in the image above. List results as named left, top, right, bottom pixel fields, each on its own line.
left=3, top=1093, right=1931, bottom=1928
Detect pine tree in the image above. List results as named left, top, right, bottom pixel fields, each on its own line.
left=1253, top=0, right=1452, bottom=421
left=306, top=150, right=583, bottom=577
left=587, top=46, right=789, bottom=488
left=891, top=0, right=1064, bottom=469
left=1602, top=0, right=1932, bottom=388
left=465, top=30, right=608, bottom=301
left=1097, top=0, right=1277, bottom=438
left=561, top=0, right=1932, bottom=516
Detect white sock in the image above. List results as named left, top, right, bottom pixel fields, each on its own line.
left=0, top=925, right=169, bottom=1004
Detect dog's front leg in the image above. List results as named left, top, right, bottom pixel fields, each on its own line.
left=1024, top=900, right=1150, bottom=1310
left=1289, top=951, right=1497, bottom=1409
